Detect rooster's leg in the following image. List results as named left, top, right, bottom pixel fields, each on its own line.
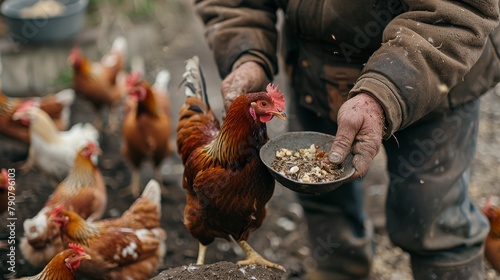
left=237, top=240, right=286, bottom=271
left=93, top=110, right=103, bottom=131
left=19, top=146, right=35, bottom=173
left=196, top=242, right=207, bottom=265
left=129, top=169, right=141, bottom=198
left=107, top=105, right=119, bottom=133
left=120, top=169, right=141, bottom=198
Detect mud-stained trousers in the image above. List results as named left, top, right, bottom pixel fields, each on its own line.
left=288, top=98, right=489, bottom=280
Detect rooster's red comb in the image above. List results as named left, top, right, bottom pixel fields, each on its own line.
left=126, top=72, right=142, bottom=87
left=68, top=243, right=85, bottom=255
left=51, top=204, right=65, bottom=217
left=266, top=83, right=285, bottom=112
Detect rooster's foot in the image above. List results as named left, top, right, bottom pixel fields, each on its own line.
left=237, top=240, right=285, bottom=271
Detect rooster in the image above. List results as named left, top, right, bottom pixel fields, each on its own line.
left=20, top=141, right=106, bottom=267
left=0, top=168, right=9, bottom=215
left=121, top=70, right=173, bottom=197
left=50, top=179, right=166, bottom=280
left=68, top=36, right=127, bottom=132
left=0, top=89, right=75, bottom=143
left=15, top=243, right=91, bottom=280
left=176, top=56, right=286, bottom=270
left=483, top=197, right=500, bottom=272
left=12, top=100, right=99, bottom=181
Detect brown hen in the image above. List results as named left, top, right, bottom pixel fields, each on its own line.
left=176, top=56, right=286, bottom=270
left=15, top=243, right=91, bottom=280
left=0, top=89, right=75, bottom=143
left=51, top=179, right=166, bottom=280
left=68, top=36, right=127, bottom=132
left=121, top=70, right=172, bottom=197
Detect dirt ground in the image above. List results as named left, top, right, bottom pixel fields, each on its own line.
left=1, top=2, right=500, bottom=280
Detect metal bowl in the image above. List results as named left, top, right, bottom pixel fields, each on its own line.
left=260, top=131, right=355, bottom=195
left=1, top=0, right=88, bottom=44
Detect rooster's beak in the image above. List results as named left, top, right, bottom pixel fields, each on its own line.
left=80, top=253, right=92, bottom=260
left=271, top=111, right=287, bottom=121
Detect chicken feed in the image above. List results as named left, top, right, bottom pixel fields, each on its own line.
left=271, top=144, right=345, bottom=183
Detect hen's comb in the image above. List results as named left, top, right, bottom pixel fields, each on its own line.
left=51, top=204, right=64, bottom=217
left=86, top=141, right=98, bottom=150
left=15, top=100, right=36, bottom=114
left=69, top=47, right=81, bottom=60
left=266, top=83, right=285, bottom=112
left=485, top=197, right=493, bottom=209
left=126, top=72, right=142, bottom=87
left=68, top=243, right=85, bottom=255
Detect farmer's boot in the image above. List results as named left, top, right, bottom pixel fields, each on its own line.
left=411, top=252, right=484, bottom=280
left=298, top=179, right=374, bottom=280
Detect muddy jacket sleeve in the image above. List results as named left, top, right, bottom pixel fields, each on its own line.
left=195, top=1, right=279, bottom=80
left=349, top=0, right=500, bottom=136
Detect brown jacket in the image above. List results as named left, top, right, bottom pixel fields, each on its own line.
left=196, top=0, right=500, bottom=137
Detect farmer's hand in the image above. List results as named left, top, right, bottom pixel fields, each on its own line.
left=328, top=93, right=385, bottom=179
left=221, top=61, right=270, bottom=111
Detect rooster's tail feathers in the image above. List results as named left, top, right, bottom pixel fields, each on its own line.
left=101, top=36, right=127, bottom=68
left=54, top=89, right=76, bottom=130
left=130, top=55, right=145, bottom=76
left=82, top=123, right=100, bottom=142
left=153, top=69, right=171, bottom=95
left=141, top=179, right=162, bottom=212
left=111, top=36, right=127, bottom=54
left=54, top=88, right=76, bottom=106
left=67, top=123, right=100, bottom=147
left=182, top=56, right=209, bottom=110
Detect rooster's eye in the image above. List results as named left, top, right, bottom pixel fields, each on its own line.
left=71, top=254, right=76, bottom=258
left=261, top=101, right=267, bottom=107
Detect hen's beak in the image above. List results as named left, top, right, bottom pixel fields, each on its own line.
left=80, top=253, right=92, bottom=261
left=271, top=111, right=287, bottom=121
left=93, top=146, right=103, bottom=156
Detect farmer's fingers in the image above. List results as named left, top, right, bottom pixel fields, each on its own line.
left=350, top=139, right=381, bottom=179
left=329, top=123, right=358, bottom=164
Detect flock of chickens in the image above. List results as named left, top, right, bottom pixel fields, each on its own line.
left=0, top=36, right=289, bottom=280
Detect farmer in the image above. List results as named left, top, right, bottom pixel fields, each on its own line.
left=194, top=1, right=500, bottom=279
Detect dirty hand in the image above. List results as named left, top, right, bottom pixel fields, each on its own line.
left=328, top=93, right=385, bottom=179
left=221, top=61, right=270, bottom=111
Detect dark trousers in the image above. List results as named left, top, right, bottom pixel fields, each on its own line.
left=288, top=98, right=489, bottom=279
